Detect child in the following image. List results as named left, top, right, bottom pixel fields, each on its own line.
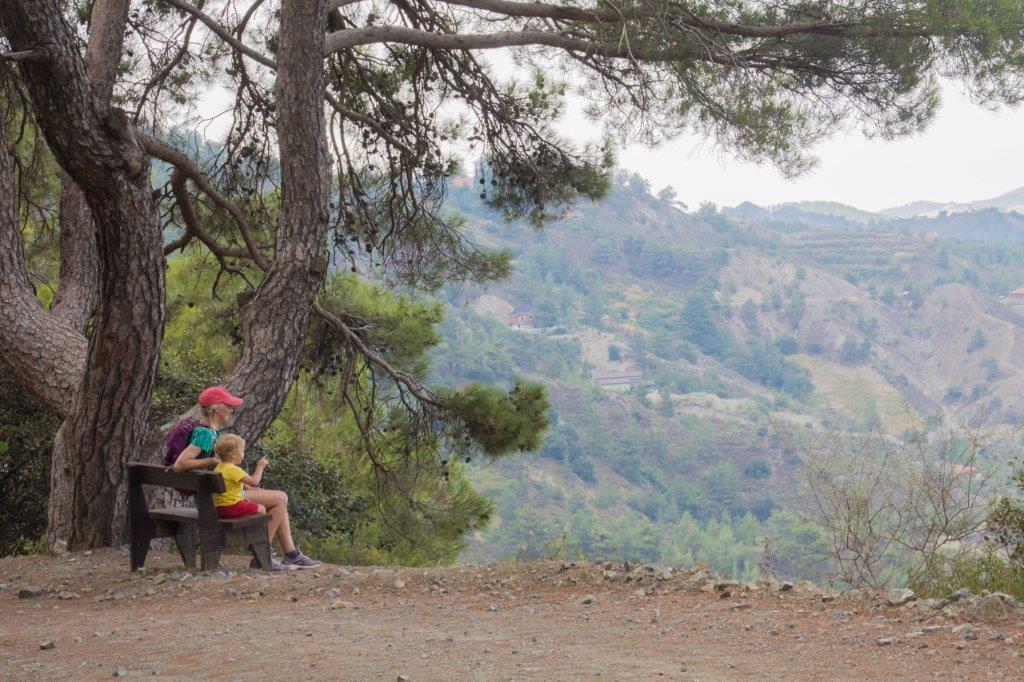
left=212, top=434, right=266, bottom=519
left=211, top=434, right=321, bottom=570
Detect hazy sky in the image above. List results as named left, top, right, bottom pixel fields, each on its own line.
left=566, top=85, right=1024, bottom=212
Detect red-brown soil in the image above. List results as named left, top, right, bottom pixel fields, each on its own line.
left=1, top=549, right=1022, bottom=680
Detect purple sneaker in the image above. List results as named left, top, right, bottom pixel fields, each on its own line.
left=271, top=559, right=298, bottom=572
left=281, top=550, right=321, bottom=569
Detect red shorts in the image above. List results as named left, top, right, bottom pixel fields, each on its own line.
left=216, top=500, right=261, bottom=519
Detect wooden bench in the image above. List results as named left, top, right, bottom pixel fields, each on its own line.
left=127, top=462, right=271, bottom=571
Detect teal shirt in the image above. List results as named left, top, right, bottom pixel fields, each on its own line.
left=189, top=426, right=219, bottom=457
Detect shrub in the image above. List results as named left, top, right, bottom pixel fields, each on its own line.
left=743, top=459, right=771, bottom=480
left=910, top=550, right=1024, bottom=601
left=967, top=329, right=987, bottom=353
left=0, top=375, right=57, bottom=555
left=254, top=444, right=368, bottom=542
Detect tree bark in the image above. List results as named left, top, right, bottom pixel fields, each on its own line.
left=0, top=0, right=167, bottom=548
left=49, top=0, right=131, bottom=332
left=223, top=0, right=330, bottom=444
left=0, top=114, right=86, bottom=418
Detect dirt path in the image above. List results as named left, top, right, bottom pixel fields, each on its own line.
left=1, top=550, right=1022, bottom=680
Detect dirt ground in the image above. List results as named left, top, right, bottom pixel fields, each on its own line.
left=1, top=550, right=1022, bottom=681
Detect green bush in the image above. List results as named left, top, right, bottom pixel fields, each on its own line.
left=909, top=550, right=1024, bottom=601
left=743, top=459, right=771, bottom=480
left=0, top=374, right=58, bottom=555
left=253, top=444, right=367, bottom=542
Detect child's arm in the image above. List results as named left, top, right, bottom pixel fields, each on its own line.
left=240, top=457, right=269, bottom=487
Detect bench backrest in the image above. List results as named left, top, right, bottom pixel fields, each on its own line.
left=128, top=462, right=226, bottom=494
left=127, top=463, right=225, bottom=531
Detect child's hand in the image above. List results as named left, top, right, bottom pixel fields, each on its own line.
left=256, top=456, right=270, bottom=469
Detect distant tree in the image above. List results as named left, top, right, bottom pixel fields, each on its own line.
left=740, top=299, right=759, bottom=330
left=744, top=459, right=772, bottom=480
left=697, top=201, right=718, bottom=218
left=982, top=356, right=999, bottom=381
left=657, top=185, right=677, bottom=203
left=937, top=248, right=951, bottom=269
left=608, top=344, right=621, bottom=362
left=775, top=334, right=799, bottom=355
left=967, top=329, right=988, bottom=353
left=840, top=337, right=872, bottom=365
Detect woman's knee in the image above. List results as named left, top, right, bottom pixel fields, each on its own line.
left=256, top=504, right=266, bottom=513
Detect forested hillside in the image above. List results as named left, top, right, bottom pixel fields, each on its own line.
left=435, top=172, right=1024, bottom=581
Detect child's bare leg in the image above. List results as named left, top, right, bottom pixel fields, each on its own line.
left=246, top=489, right=296, bottom=553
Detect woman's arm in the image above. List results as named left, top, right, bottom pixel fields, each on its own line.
left=172, top=444, right=218, bottom=472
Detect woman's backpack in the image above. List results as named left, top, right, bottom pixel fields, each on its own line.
left=163, top=417, right=200, bottom=497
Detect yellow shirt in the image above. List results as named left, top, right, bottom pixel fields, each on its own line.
left=212, top=462, right=246, bottom=507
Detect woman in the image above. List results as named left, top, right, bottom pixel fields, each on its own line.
left=171, top=386, right=321, bottom=570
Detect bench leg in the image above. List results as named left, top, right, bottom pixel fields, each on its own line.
left=174, top=522, right=197, bottom=569
left=129, top=523, right=152, bottom=571
left=249, top=541, right=272, bottom=571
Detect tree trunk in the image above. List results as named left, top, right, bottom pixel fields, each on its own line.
left=1, top=0, right=167, bottom=548
left=49, top=0, right=130, bottom=332
left=46, top=0, right=133, bottom=546
left=223, top=0, right=330, bottom=444
left=0, top=111, right=86, bottom=418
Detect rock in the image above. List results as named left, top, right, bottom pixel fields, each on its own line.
left=488, top=604, right=499, bottom=612
left=730, top=603, right=751, bottom=611
left=113, top=667, right=127, bottom=677
left=394, top=579, right=406, bottom=589
left=40, top=640, right=55, bottom=650
left=876, top=637, right=900, bottom=646
left=820, top=594, right=836, bottom=603
left=715, top=580, right=740, bottom=591
left=886, top=588, right=916, bottom=607
left=331, top=599, right=355, bottom=610
left=658, top=568, right=673, bottom=581
left=57, top=591, right=77, bottom=600
left=324, top=588, right=340, bottom=599
left=19, top=587, right=44, bottom=599
left=952, top=624, right=978, bottom=640
left=947, top=587, right=971, bottom=603
left=152, top=574, right=166, bottom=585
left=581, top=594, right=597, bottom=605
left=923, top=598, right=945, bottom=610
left=904, top=630, right=925, bottom=639
left=962, top=594, right=1018, bottom=623
left=602, top=570, right=622, bottom=581
left=779, top=581, right=794, bottom=592
left=397, top=676, right=409, bottom=682
left=53, top=540, right=68, bottom=555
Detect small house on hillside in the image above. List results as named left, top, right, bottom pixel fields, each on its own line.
left=508, top=310, right=533, bottom=329
left=591, top=370, right=643, bottom=391
left=1006, top=286, right=1024, bottom=302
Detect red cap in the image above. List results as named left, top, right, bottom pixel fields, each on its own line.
left=198, top=386, right=244, bottom=408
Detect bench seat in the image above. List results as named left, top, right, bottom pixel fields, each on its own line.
left=149, top=507, right=269, bottom=529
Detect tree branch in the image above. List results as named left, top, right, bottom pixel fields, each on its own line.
left=141, top=132, right=271, bottom=270
left=158, top=0, right=276, bottom=69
